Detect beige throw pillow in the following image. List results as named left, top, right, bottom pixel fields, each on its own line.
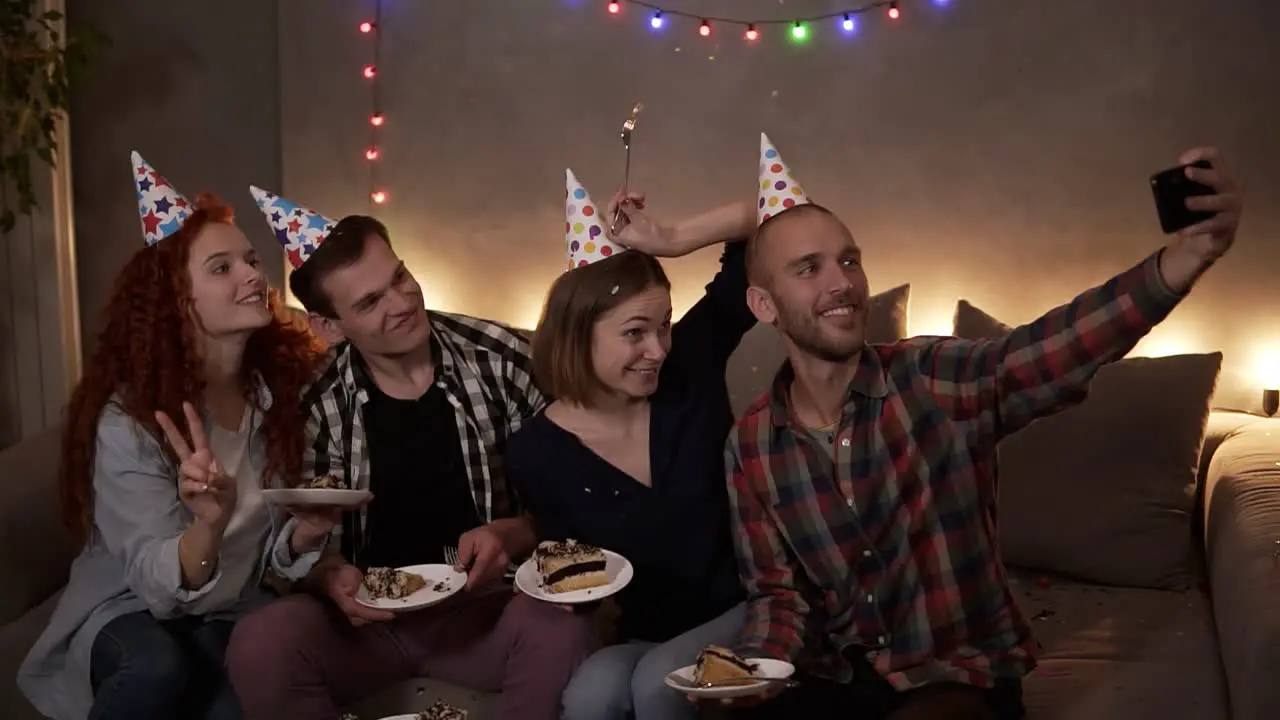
left=953, top=299, right=1221, bottom=590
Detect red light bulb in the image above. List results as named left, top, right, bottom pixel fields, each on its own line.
left=365, top=147, right=380, bottom=161
left=370, top=113, right=384, bottom=127
left=607, top=1, right=620, bottom=14
left=371, top=191, right=387, bottom=204
left=359, top=21, right=374, bottom=33
left=698, top=21, right=711, bottom=37
left=744, top=25, right=758, bottom=41
left=888, top=2, right=900, bottom=19
left=363, top=65, right=376, bottom=79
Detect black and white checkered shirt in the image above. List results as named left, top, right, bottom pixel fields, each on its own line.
left=300, top=311, right=545, bottom=561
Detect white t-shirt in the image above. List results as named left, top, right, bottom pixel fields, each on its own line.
left=186, top=408, right=271, bottom=616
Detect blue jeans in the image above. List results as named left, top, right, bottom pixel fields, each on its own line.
left=89, top=611, right=241, bottom=720
left=562, top=602, right=746, bottom=720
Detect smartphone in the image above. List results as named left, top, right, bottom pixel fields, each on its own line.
left=1150, top=160, right=1215, bottom=234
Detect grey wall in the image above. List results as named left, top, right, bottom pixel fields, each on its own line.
left=57, top=0, right=1279, bottom=413
left=66, top=0, right=285, bottom=358
left=276, top=0, right=1280, bottom=410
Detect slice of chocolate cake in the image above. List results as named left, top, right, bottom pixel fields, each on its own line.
left=534, top=539, right=609, bottom=593
left=416, top=700, right=468, bottom=720
left=308, top=474, right=348, bottom=489
left=694, top=645, right=756, bottom=685
left=363, top=567, right=426, bottom=600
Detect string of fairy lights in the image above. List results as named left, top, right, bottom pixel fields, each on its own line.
left=360, top=1, right=387, bottom=207
left=602, top=0, right=953, bottom=41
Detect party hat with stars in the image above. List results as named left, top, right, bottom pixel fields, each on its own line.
left=131, top=152, right=193, bottom=245
left=249, top=186, right=338, bottom=269
left=757, top=133, right=811, bottom=226
left=565, top=169, right=626, bottom=270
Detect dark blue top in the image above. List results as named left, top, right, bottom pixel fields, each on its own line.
left=507, top=240, right=755, bottom=643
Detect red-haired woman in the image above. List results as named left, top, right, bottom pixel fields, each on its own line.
left=17, top=154, right=337, bottom=720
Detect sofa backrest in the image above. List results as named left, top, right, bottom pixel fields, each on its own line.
left=0, top=384, right=1257, bottom=624
left=0, top=426, right=79, bottom=625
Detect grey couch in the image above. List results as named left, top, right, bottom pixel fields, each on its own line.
left=4, top=319, right=1280, bottom=718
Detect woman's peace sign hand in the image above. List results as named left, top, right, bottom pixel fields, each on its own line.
left=155, top=402, right=238, bottom=529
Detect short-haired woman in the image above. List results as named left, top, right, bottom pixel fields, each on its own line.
left=506, top=172, right=756, bottom=720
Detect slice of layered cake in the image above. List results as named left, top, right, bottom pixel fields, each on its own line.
left=534, top=539, right=609, bottom=593
left=308, top=474, right=348, bottom=489
left=694, top=645, right=756, bottom=685
left=417, top=700, right=468, bottom=720
left=363, top=567, right=426, bottom=600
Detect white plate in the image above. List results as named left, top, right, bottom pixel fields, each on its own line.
left=513, top=549, right=633, bottom=604
left=355, top=564, right=466, bottom=612
left=664, top=658, right=796, bottom=699
left=261, top=488, right=372, bottom=508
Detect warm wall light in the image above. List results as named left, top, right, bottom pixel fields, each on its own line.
left=401, top=256, right=456, bottom=314
left=908, top=303, right=955, bottom=337
left=1249, top=343, right=1280, bottom=390
left=1130, top=332, right=1197, bottom=358
left=513, top=300, right=545, bottom=333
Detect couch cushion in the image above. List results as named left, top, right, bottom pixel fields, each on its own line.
left=0, top=590, right=62, bottom=720
left=0, top=427, right=79, bottom=624
left=726, top=283, right=910, bottom=416
left=1014, top=571, right=1228, bottom=720
left=953, top=300, right=1221, bottom=590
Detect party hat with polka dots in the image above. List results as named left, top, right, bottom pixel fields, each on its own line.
left=249, top=185, right=338, bottom=270
left=565, top=169, right=626, bottom=270
left=131, top=152, right=193, bottom=246
left=757, top=133, right=811, bottom=226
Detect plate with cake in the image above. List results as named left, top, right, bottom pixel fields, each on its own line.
left=368, top=699, right=469, bottom=720
left=664, top=645, right=796, bottom=699
left=514, top=539, right=633, bottom=604
left=262, top=475, right=373, bottom=508
left=355, top=565, right=466, bottom=612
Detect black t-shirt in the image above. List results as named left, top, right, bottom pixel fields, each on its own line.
left=360, top=381, right=481, bottom=569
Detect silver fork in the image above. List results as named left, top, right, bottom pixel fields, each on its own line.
left=609, top=102, right=644, bottom=234
left=444, top=544, right=517, bottom=578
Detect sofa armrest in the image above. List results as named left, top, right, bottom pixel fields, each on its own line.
left=1203, top=418, right=1280, bottom=720
left=0, top=426, right=78, bottom=625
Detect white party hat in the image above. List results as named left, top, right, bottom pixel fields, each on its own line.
left=249, top=186, right=338, bottom=269
left=565, top=169, right=626, bottom=270
left=131, top=152, right=193, bottom=245
left=757, top=133, right=811, bottom=226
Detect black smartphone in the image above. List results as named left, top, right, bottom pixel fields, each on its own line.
left=1150, top=159, right=1215, bottom=234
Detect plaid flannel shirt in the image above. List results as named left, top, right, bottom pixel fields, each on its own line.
left=727, top=251, right=1183, bottom=690
left=300, top=311, right=545, bottom=562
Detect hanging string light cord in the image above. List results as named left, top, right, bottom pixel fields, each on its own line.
left=622, top=0, right=899, bottom=25
left=604, top=0, right=917, bottom=38
left=363, top=0, right=388, bottom=207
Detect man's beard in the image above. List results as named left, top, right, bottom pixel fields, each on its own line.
left=775, top=296, right=866, bottom=363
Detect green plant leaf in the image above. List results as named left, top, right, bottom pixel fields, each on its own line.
left=0, top=3, right=106, bottom=229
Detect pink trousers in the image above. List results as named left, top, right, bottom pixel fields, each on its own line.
left=226, top=586, right=595, bottom=720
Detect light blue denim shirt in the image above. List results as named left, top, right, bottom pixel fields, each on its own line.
left=17, top=383, right=324, bottom=720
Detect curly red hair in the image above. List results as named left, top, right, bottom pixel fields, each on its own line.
left=59, top=194, right=325, bottom=546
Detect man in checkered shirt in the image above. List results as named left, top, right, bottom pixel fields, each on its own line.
left=718, top=147, right=1243, bottom=719
left=225, top=213, right=593, bottom=720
